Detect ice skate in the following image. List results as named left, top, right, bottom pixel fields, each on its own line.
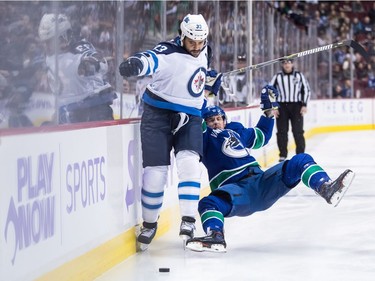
left=136, top=222, right=157, bottom=251
left=179, top=216, right=196, bottom=240
left=185, top=230, right=227, bottom=253
left=318, top=169, right=355, bottom=207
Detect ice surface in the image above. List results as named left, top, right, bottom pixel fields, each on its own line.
left=96, top=130, right=375, bottom=281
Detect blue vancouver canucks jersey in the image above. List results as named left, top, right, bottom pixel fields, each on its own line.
left=202, top=116, right=274, bottom=190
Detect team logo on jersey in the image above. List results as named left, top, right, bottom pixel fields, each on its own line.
left=188, top=68, right=206, bottom=97
left=221, top=131, right=250, bottom=158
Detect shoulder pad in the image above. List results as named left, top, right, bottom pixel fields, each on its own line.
left=70, top=39, right=96, bottom=54
left=226, top=121, right=245, bottom=130
left=152, top=40, right=186, bottom=55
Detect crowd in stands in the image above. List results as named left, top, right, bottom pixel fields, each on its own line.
left=270, top=1, right=375, bottom=98
left=196, top=0, right=374, bottom=101
left=0, top=1, right=374, bottom=128
left=315, top=1, right=375, bottom=98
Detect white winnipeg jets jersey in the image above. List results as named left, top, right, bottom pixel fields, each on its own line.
left=135, top=37, right=210, bottom=116
left=45, top=40, right=110, bottom=107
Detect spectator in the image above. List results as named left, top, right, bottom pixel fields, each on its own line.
left=352, top=17, right=364, bottom=36
left=368, top=71, right=375, bottom=88
left=356, top=61, right=369, bottom=84
left=342, top=79, right=352, bottom=98
left=332, top=63, right=344, bottom=84
left=362, top=16, right=373, bottom=36
left=368, top=2, right=375, bottom=25
left=332, top=83, right=345, bottom=98
left=342, top=54, right=355, bottom=80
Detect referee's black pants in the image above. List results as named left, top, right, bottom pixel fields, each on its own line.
left=276, top=102, right=305, bottom=159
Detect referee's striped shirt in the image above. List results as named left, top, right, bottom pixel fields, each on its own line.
left=270, top=70, right=311, bottom=105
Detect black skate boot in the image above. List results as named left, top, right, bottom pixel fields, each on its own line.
left=137, top=221, right=157, bottom=251
left=179, top=216, right=196, bottom=241
left=317, top=169, right=355, bottom=207
left=185, top=230, right=226, bottom=253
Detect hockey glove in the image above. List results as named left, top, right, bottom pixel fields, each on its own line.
left=119, top=56, right=143, bottom=77
left=260, top=85, right=279, bottom=112
left=205, top=70, right=222, bottom=96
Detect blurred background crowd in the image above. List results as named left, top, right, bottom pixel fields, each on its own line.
left=0, top=1, right=374, bottom=129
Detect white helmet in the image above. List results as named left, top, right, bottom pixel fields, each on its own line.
left=180, top=14, right=208, bottom=42
left=38, top=13, right=72, bottom=41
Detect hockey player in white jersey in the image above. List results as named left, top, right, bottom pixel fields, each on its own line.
left=185, top=86, right=355, bottom=253
left=38, top=13, right=117, bottom=124
left=119, top=14, right=222, bottom=250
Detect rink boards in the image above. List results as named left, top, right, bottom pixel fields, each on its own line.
left=0, top=98, right=374, bottom=281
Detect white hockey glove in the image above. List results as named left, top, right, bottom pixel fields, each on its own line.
left=205, top=70, right=222, bottom=96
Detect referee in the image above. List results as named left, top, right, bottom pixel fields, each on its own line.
left=269, top=59, right=311, bottom=162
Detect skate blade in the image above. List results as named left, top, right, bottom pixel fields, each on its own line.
left=331, top=170, right=355, bottom=207
left=136, top=241, right=149, bottom=252
left=185, top=242, right=226, bottom=253
left=179, top=234, right=191, bottom=241
left=179, top=234, right=191, bottom=250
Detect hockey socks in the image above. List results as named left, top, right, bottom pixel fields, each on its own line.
left=301, top=164, right=330, bottom=191
left=201, top=209, right=225, bottom=233
left=198, top=194, right=231, bottom=233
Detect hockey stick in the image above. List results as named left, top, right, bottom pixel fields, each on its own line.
left=223, top=39, right=369, bottom=76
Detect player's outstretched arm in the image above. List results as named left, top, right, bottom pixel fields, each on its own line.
left=260, top=85, right=279, bottom=118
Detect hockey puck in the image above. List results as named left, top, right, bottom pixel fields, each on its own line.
left=159, top=267, right=170, bottom=273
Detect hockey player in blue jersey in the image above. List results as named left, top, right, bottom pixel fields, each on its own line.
left=119, top=14, right=222, bottom=250
left=185, top=86, right=354, bottom=253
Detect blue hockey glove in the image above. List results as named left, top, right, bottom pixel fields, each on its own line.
left=260, top=85, right=279, bottom=112
left=119, top=56, right=143, bottom=77
left=205, top=70, right=222, bottom=96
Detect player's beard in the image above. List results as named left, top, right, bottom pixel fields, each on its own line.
left=189, top=49, right=201, bottom=57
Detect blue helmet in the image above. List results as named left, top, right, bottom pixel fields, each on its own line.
left=202, top=105, right=226, bottom=120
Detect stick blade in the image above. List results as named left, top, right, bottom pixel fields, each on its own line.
left=344, top=40, right=370, bottom=61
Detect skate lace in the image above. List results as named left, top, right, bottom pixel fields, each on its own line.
left=207, top=228, right=224, bottom=239
left=140, top=227, right=156, bottom=238
left=181, top=221, right=196, bottom=231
